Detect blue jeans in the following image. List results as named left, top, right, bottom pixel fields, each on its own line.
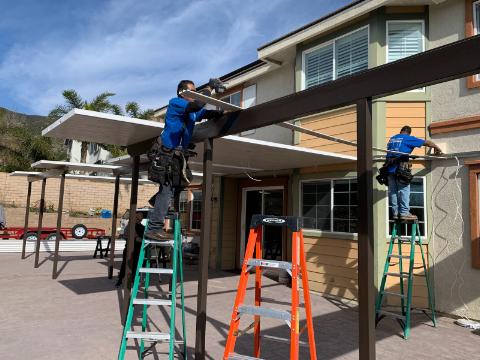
left=148, top=184, right=174, bottom=231
left=388, top=174, right=410, bottom=216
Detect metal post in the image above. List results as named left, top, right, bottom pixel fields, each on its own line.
left=52, top=173, right=66, bottom=279
left=122, top=155, right=139, bottom=324
left=195, top=138, right=214, bottom=359
left=21, top=181, right=32, bottom=259
left=356, top=98, right=375, bottom=360
left=108, top=174, right=121, bottom=279
left=34, top=178, right=47, bottom=268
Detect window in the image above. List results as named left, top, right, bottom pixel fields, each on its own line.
left=387, top=177, right=426, bottom=237
left=302, top=26, right=369, bottom=89
left=190, top=190, right=202, bottom=230
left=301, top=179, right=358, bottom=233
left=221, top=91, right=241, bottom=107
left=179, top=191, right=188, bottom=213
left=468, top=162, right=480, bottom=268
left=241, top=85, right=256, bottom=136
left=387, top=21, right=424, bottom=63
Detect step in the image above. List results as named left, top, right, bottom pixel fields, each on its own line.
left=228, top=354, right=265, bottom=360
left=238, top=305, right=290, bottom=321
left=385, top=272, right=410, bottom=278
left=382, top=291, right=406, bottom=298
left=388, top=254, right=410, bottom=259
left=144, top=239, right=174, bottom=246
left=139, top=268, right=173, bottom=274
left=377, top=310, right=406, bottom=320
left=126, top=331, right=170, bottom=341
left=133, top=298, right=172, bottom=306
left=247, top=259, right=292, bottom=271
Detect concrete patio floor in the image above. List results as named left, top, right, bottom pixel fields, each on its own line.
left=0, top=251, right=479, bottom=359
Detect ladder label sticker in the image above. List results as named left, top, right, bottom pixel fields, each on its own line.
left=262, top=218, right=286, bottom=225
left=259, top=261, right=279, bottom=268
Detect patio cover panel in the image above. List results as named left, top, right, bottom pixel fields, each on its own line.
left=31, top=160, right=122, bottom=173
left=9, top=171, right=155, bottom=184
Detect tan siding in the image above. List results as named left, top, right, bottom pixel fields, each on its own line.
left=386, top=102, right=426, bottom=156
left=297, top=106, right=357, bottom=157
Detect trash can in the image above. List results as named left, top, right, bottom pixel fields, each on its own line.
left=100, top=209, right=112, bottom=219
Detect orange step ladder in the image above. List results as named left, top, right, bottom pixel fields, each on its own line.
left=223, top=215, right=317, bottom=360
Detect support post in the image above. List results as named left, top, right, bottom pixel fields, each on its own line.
left=108, top=174, right=121, bottom=279
left=195, top=138, right=214, bottom=359
left=52, top=173, right=66, bottom=279
left=122, top=155, right=139, bottom=324
left=34, top=178, right=47, bottom=268
left=356, top=98, right=375, bottom=360
left=21, top=181, right=32, bottom=259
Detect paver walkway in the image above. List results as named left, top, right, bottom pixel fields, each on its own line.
left=0, top=252, right=478, bottom=359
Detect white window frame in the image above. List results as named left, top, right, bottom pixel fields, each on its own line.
left=299, top=177, right=358, bottom=235
left=385, top=176, right=427, bottom=239
left=300, top=25, right=370, bottom=90
left=189, top=189, right=202, bottom=231
left=474, top=1, right=480, bottom=81
left=386, top=20, right=425, bottom=92
left=221, top=90, right=242, bottom=107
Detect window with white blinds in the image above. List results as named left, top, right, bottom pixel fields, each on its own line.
left=387, top=21, right=424, bottom=63
left=302, top=26, right=369, bottom=89
left=475, top=1, right=480, bottom=35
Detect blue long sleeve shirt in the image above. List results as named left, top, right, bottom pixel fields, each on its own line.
left=161, top=97, right=208, bottom=149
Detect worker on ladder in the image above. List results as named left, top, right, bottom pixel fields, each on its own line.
left=384, top=125, right=443, bottom=221
left=145, top=79, right=225, bottom=241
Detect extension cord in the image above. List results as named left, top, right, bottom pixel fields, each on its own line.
left=455, top=318, right=480, bottom=330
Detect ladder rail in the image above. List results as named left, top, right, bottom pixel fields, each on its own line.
left=254, top=226, right=262, bottom=358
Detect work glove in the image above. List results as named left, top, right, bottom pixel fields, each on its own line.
left=205, top=109, right=224, bottom=119
left=208, top=78, right=226, bottom=94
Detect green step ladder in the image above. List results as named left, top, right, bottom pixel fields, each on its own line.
left=376, top=219, right=436, bottom=339
left=118, top=214, right=187, bottom=360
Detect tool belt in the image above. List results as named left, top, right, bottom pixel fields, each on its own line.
left=147, top=139, right=194, bottom=188
left=376, top=157, right=413, bottom=186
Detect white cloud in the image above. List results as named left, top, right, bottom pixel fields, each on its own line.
left=0, top=0, right=338, bottom=114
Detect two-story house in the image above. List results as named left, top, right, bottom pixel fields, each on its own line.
left=153, top=0, right=480, bottom=320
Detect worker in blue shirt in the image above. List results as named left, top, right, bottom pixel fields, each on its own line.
left=145, top=79, right=224, bottom=241
left=386, top=125, right=442, bottom=221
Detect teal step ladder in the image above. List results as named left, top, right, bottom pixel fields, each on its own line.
left=118, top=214, right=187, bottom=359
left=375, top=219, right=436, bottom=339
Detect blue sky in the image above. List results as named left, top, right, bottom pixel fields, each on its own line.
left=0, top=0, right=350, bottom=115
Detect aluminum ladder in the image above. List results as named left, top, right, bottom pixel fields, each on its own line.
left=118, top=214, right=186, bottom=359
left=223, top=215, right=317, bottom=360
left=376, top=218, right=436, bottom=339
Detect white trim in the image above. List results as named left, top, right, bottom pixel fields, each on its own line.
left=301, top=25, right=370, bottom=90
left=240, top=186, right=284, bottom=264
left=474, top=0, right=480, bottom=81
left=386, top=20, right=426, bottom=92
left=299, top=177, right=358, bottom=236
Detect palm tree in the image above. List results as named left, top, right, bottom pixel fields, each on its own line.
left=125, top=102, right=155, bottom=120
left=48, top=90, right=123, bottom=163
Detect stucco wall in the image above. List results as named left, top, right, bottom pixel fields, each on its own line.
left=242, top=63, right=295, bottom=144
left=431, top=129, right=480, bottom=319
left=429, top=0, right=480, bottom=121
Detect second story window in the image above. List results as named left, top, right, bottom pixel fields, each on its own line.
left=387, top=21, right=424, bottom=63
left=221, top=91, right=242, bottom=107
left=302, top=26, right=369, bottom=89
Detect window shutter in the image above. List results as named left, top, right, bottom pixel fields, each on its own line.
left=335, top=27, right=369, bottom=79
left=388, top=22, right=423, bottom=62
left=242, top=85, right=256, bottom=108
left=304, top=43, right=333, bottom=88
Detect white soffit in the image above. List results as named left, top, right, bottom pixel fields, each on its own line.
left=42, top=108, right=164, bottom=146
left=257, top=0, right=389, bottom=59
left=31, top=160, right=122, bottom=173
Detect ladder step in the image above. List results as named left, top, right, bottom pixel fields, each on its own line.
left=144, top=239, right=174, bottom=246
left=397, top=238, right=420, bottom=243
left=228, top=354, right=265, bottom=360
left=126, top=331, right=170, bottom=341
left=247, top=259, right=292, bottom=271
left=385, top=272, right=410, bottom=278
left=388, top=254, right=410, bottom=259
left=382, top=291, right=406, bottom=298
left=139, top=268, right=173, bottom=274
left=133, top=298, right=171, bottom=306
left=238, top=305, right=290, bottom=321
left=377, top=310, right=406, bottom=320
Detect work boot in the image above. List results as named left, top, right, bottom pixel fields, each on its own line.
left=400, top=213, right=417, bottom=221
left=145, top=229, right=172, bottom=241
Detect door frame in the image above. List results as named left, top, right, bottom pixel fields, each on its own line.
left=235, top=177, right=289, bottom=268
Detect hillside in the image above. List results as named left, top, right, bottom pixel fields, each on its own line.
left=0, top=107, right=54, bottom=133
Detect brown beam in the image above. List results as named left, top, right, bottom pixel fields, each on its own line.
left=122, top=155, right=139, bottom=324
left=34, top=178, right=47, bottom=268
left=52, top=173, right=66, bottom=279
left=356, top=98, right=375, bottom=360
left=108, top=174, right=121, bottom=279
left=21, top=181, right=32, bottom=259
left=192, top=35, right=480, bottom=142
left=195, top=138, right=214, bottom=359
